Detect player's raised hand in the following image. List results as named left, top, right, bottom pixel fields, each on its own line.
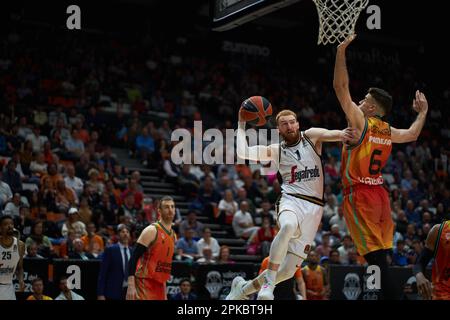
left=337, top=34, right=356, bottom=51
left=412, top=90, right=428, bottom=114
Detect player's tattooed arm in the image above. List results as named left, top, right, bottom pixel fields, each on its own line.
left=237, top=121, right=278, bottom=162
left=333, top=34, right=365, bottom=131
left=391, top=90, right=428, bottom=143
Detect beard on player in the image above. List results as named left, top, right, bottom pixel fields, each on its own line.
left=279, top=126, right=300, bottom=145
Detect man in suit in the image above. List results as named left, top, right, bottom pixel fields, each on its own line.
left=170, top=278, right=197, bottom=300
left=97, top=224, right=131, bottom=300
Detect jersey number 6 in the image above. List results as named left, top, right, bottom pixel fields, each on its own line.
left=369, top=149, right=382, bottom=175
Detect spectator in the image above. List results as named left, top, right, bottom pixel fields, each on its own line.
left=26, top=278, right=53, bottom=300
left=404, top=200, right=420, bottom=224
left=25, top=242, right=45, bottom=259
left=217, top=245, right=234, bottom=264
left=55, top=180, right=78, bottom=213
left=112, top=164, right=128, bottom=190
left=117, top=192, right=137, bottom=224
left=30, top=152, right=48, bottom=177
left=197, top=227, right=220, bottom=259
left=392, top=239, right=409, bottom=267
left=170, top=278, right=198, bottom=300
left=179, top=210, right=204, bottom=239
left=175, top=228, right=200, bottom=260
left=135, top=127, right=155, bottom=166
left=337, top=235, right=354, bottom=264
left=81, top=222, right=105, bottom=257
left=26, top=126, right=48, bottom=153
left=329, top=224, right=343, bottom=247
left=197, top=247, right=216, bottom=264
left=65, top=129, right=85, bottom=159
left=77, top=197, right=93, bottom=225
left=69, top=238, right=95, bottom=260
left=329, top=249, right=341, bottom=265
left=315, top=232, right=332, bottom=258
left=55, top=276, right=85, bottom=300
left=2, top=160, right=23, bottom=194
left=323, top=196, right=338, bottom=224
left=218, top=189, right=238, bottom=225
left=15, top=206, right=34, bottom=239
left=408, top=239, right=423, bottom=265
left=232, top=201, right=259, bottom=240
left=404, top=223, right=419, bottom=247
left=235, top=188, right=255, bottom=215
left=97, top=224, right=131, bottom=300
left=395, top=210, right=409, bottom=235
left=86, top=168, right=105, bottom=195
left=25, top=220, right=54, bottom=258
left=254, top=199, right=276, bottom=226
left=248, top=216, right=276, bottom=256
left=61, top=207, right=87, bottom=237
left=0, top=169, right=13, bottom=207
left=177, top=164, right=200, bottom=198
left=347, top=248, right=362, bottom=266
left=329, top=206, right=348, bottom=235
left=3, top=193, right=22, bottom=218
left=64, top=164, right=84, bottom=197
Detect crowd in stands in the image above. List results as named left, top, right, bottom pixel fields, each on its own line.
left=0, top=15, right=449, bottom=299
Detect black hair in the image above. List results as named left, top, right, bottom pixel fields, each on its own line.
left=368, top=87, right=392, bottom=116
left=0, top=215, right=14, bottom=224
left=179, top=278, right=191, bottom=286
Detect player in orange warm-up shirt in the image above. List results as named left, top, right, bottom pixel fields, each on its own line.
left=126, top=196, right=176, bottom=300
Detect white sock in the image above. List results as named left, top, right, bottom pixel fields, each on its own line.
left=265, top=269, right=276, bottom=285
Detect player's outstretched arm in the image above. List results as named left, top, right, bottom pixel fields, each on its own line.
left=333, top=34, right=365, bottom=131
left=237, top=119, right=278, bottom=162
left=413, top=223, right=439, bottom=300
left=126, top=224, right=157, bottom=300
left=305, top=127, right=356, bottom=143
left=391, top=90, right=428, bottom=143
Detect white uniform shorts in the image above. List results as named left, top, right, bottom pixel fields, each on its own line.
left=275, top=193, right=324, bottom=259
left=0, top=284, right=16, bottom=300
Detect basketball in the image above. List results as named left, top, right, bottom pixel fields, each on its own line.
left=239, top=96, right=273, bottom=126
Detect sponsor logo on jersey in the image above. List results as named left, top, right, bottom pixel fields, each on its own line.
left=369, top=136, right=391, bottom=146
left=0, top=266, right=15, bottom=275
left=357, top=176, right=384, bottom=185
left=289, top=165, right=320, bottom=184
left=155, top=261, right=172, bottom=274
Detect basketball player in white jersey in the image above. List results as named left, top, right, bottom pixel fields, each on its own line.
left=226, top=109, right=354, bottom=300
left=0, top=215, right=25, bottom=300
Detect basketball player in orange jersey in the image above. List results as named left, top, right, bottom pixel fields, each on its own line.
left=414, top=220, right=450, bottom=300
left=302, top=250, right=328, bottom=300
left=126, top=196, right=177, bottom=300
left=334, top=34, right=429, bottom=299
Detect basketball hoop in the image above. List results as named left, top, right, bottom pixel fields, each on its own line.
left=313, top=0, right=369, bottom=45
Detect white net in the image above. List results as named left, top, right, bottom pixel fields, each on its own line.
left=313, top=0, right=369, bottom=45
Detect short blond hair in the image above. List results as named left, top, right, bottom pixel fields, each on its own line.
left=275, top=109, right=297, bottom=125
